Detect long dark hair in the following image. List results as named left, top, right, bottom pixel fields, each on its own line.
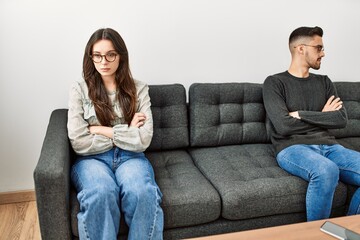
left=83, top=28, right=137, bottom=126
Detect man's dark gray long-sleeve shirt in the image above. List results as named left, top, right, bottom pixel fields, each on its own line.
left=263, top=71, right=348, bottom=156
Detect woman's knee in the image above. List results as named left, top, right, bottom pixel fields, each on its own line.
left=117, top=157, right=161, bottom=206
left=78, top=183, right=120, bottom=206
left=124, top=176, right=158, bottom=199
left=72, top=161, right=120, bottom=205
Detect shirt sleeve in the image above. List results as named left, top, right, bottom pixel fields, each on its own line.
left=112, top=82, right=153, bottom=152
left=263, top=76, right=347, bottom=137
left=67, top=82, right=113, bottom=155
left=263, top=76, right=320, bottom=136
left=298, top=77, right=347, bottom=129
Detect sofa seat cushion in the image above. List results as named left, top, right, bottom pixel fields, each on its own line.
left=146, top=150, right=221, bottom=229
left=189, top=144, right=348, bottom=220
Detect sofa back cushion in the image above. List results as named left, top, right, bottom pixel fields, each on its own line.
left=147, top=84, right=189, bottom=151
left=189, top=83, right=269, bottom=147
left=329, top=82, right=360, bottom=138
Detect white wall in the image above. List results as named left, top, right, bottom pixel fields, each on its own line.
left=1, top=0, right=360, bottom=192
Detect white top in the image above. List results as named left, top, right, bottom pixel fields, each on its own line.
left=67, top=78, right=153, bottom=156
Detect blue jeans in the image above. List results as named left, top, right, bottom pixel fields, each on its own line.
left=71, top=148, right=164, bottom=240
left=277, top=144, right=360, bottom=221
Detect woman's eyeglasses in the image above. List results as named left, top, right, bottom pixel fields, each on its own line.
left=90, top=52, right=118, bottom=63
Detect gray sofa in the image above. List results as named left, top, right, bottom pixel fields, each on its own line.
left=34, top=81, right=360, bottom=239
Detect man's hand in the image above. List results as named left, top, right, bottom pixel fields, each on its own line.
left=322, top=95, right=343, bottom=112
left=289, top=111, right=301, bottom=119
left=130, top=112, right=146, bottom=128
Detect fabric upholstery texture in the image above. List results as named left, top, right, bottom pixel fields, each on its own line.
left=147, top=84, right=189, bottom=151
left=189, top=83, right=268, bottom=147
left=329, top=82, right=360, bottom=139
left=337, top=137, right=360, bottom=152
left=146, top=150, right=221, bottom=228
left=34, top=109, right=73, bottom=240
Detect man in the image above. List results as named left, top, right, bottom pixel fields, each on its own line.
left=263, top=26, right=360, bottom=221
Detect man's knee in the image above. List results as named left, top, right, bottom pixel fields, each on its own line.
left=313, top=161, right=339, bottom=187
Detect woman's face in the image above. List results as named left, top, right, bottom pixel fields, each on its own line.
left=91, top=39, right=120, bottom=80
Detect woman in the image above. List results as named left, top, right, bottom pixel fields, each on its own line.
left=67, top=28, right=164, bottom=240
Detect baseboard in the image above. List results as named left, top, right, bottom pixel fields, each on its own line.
left=0, top=189, right=36, bottom=205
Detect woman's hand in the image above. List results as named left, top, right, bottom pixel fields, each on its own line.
left=130, top=112, right=146, bottom=128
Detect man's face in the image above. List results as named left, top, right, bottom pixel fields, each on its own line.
left=304, top=35, right=325, bottom=70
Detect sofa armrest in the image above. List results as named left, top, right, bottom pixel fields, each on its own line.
left=34, top=109, right=73, bottom=240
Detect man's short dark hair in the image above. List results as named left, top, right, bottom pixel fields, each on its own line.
left=289, top=26, right=323, bottom=45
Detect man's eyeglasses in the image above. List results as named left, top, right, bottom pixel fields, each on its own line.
left=295, top=44, right=324, bottom=53
left=90, top=52, right=118, bottom=63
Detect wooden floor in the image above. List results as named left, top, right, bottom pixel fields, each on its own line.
left=0, top=201, right=41, bottom=240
